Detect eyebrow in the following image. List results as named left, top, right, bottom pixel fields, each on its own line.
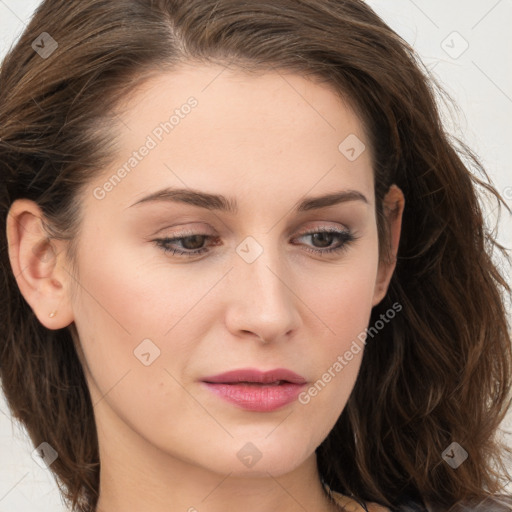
left=127, top=187, right=368, bottom=213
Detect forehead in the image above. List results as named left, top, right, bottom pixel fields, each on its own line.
left=117, top=63, right=366, bottom=144
left=87, top=63, right=374, bottom=212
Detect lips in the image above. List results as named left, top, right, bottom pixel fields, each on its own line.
left=201, top=368, right=307, bottom=412
left=202, top=368, right=307, bottom=385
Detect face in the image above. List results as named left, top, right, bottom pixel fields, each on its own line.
left=17, top=64, right=403, bottom=479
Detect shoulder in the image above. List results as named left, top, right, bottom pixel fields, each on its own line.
left=330, top=490, right=391, bottom=512
left=367, top=503, right=392, bottom=512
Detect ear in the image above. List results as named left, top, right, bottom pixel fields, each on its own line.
left=6, top=198, right=75, bottom=329
left=372, top=184, right=405, bottom=307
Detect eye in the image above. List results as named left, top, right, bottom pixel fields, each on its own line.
left=292, top=227, right=358, bottom=255
left=153, top=231, right=218, bottom=258
left=153, top=227, right=358, bottom=258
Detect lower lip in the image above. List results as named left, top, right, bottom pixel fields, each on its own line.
left=202, top=382, right=306, bottom=412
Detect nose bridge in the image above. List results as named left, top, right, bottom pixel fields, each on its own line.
left=226, top=233, right=300, bottom=341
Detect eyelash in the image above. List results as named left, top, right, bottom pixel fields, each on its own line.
left=153, top=227, right=358, bottom=258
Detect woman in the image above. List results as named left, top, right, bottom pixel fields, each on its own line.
left=0, top=1, right=511, bottom=511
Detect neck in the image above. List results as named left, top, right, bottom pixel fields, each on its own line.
left=93, top=404, right=340, bottom=512
left=95, top=451, right=340, bottom=512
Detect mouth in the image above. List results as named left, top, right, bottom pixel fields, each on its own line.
left=216, top=380, right=289, bottom=386
left=202, top=368, right=307, bottom=385
left=201, top=368, right=307, bottom=412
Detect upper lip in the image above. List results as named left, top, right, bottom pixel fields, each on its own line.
left=202, top=368, right=307, bottom=385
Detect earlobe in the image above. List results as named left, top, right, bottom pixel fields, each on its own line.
left=372, top=184, right=405, bottom=307
left=6, top=199, right=74, bottom=329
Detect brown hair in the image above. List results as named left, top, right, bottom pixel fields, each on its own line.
left=1, top=1, right=511, bottom=511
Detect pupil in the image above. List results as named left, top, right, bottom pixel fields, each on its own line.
left=313, top=233, right=333, bottom=248
left=183, top=235, right=205, bottom=250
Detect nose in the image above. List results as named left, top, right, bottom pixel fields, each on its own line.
left=223, top=237, right=302, bottom=344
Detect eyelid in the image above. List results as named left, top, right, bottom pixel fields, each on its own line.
left=296, top=224, right=349, bottom=235
left=155, top=222, right=350, bottom=239
left=148, top=222, right=215, bottom=238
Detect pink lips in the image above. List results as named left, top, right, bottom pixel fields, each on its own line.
left=201, top=368, right=307, bottom=412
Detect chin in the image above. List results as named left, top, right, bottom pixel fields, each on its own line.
left=208, top=437, right=316, bottom=478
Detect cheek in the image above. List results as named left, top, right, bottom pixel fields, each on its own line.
left=306, top=235, right=379, bottom=342
left=295, top=238, right=379, bottom=414
left=70, top=247, right=204, bottom=443
left=68, top=234, right=194, bottom=403
left=70, top=228, right=211, bottom=346
left=69, top=231, right=243, bottom=435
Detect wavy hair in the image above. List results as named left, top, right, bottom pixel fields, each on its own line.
left=1, top=1, right=511, bottom=511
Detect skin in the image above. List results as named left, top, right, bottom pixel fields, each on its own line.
left=7, top=63, right=404, bottom=512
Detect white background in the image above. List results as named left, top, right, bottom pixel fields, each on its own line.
left=0, top=1, right=511, bottom=510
